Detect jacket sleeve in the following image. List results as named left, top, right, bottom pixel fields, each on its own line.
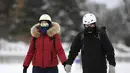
left=101, top=32, right=116, bottom=66
left=55, top=34, right=67, bottom=64
left=23, top=37, right=35, bottom=67
left=67, top=33, right=82, bottom=65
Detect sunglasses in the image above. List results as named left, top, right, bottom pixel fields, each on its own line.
left=40, top=21, right=49, bottom=27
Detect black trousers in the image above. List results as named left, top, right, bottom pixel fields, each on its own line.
left=33, top=66, right=58, bottom=73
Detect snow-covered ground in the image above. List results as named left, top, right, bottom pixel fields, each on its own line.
left=0, top=62, right=130, bottom=73
left=0, top=39, right=130, bottom=57
left=0, top=38, right=130, bottom=73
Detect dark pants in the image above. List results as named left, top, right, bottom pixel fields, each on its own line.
left=33, top=66, right=58, bottom=73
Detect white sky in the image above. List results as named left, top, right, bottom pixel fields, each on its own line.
left=88, top=0, right=123, bottom=9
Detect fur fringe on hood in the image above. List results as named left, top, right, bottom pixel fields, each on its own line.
left=31, top=22, right=61, bottom=38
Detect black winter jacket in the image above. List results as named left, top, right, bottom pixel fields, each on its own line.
left=67, top=28, right=116, bottom=73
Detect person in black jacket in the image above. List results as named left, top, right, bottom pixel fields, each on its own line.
left=64, top=13, right=116, bottom=73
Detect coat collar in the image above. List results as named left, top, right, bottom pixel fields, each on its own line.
left=31, top=22, right=61, bottom=38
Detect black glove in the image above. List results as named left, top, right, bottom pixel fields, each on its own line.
left=23, top=66, right=28, bottom=73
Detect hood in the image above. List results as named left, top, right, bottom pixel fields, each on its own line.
left=31, top=22, right=61, bottom=38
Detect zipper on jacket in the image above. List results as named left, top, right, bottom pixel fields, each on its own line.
left=51, top=37, right=55, bottom=63
left=42, top=35, right=44, bottom=68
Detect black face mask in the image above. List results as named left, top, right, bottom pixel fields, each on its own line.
left=39, top=20, right=52, bottom=34
left=85, top=27, right=96, bottom=33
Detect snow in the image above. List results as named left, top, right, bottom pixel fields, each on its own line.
left=114, top=42, right=130, bottom=52
left=1, top=38, right=130, bottom=57
left=0, top=39, right=28, bottom=56
left=0, top=38, right=130, bottom=73
left=0, top=62, right=130, bottom=73
left=113, top=42, right=130, bottom=58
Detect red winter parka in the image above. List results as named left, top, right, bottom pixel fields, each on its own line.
left=23, top=22, right=67, bottom=68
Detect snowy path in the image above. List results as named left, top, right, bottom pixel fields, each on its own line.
left=0, top=62, right=130, bottom=73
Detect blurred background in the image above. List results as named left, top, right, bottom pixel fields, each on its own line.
left=0, top=0, right=130, bottom=73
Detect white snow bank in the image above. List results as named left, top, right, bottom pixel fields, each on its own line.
left=0, top=62, right=130, bottom=73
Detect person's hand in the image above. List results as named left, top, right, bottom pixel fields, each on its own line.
left=65, top=64, right=72, bottom=73
left=108, top=65, right=115, bottom=73
left=23, top=66, right=28, bottom=73
left=31, top=23, right=40, bottom=38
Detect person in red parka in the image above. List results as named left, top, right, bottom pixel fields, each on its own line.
left=23, top=14, right=67, bottom=73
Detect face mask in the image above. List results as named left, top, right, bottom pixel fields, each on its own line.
left=40, top=22, right=50, bottom=34
left=85, top=27, right=95, bottom=33
left=84, top=23, right=96, bottom=33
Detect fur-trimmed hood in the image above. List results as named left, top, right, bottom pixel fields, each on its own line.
left=31, top=22, right=61, bottom=38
